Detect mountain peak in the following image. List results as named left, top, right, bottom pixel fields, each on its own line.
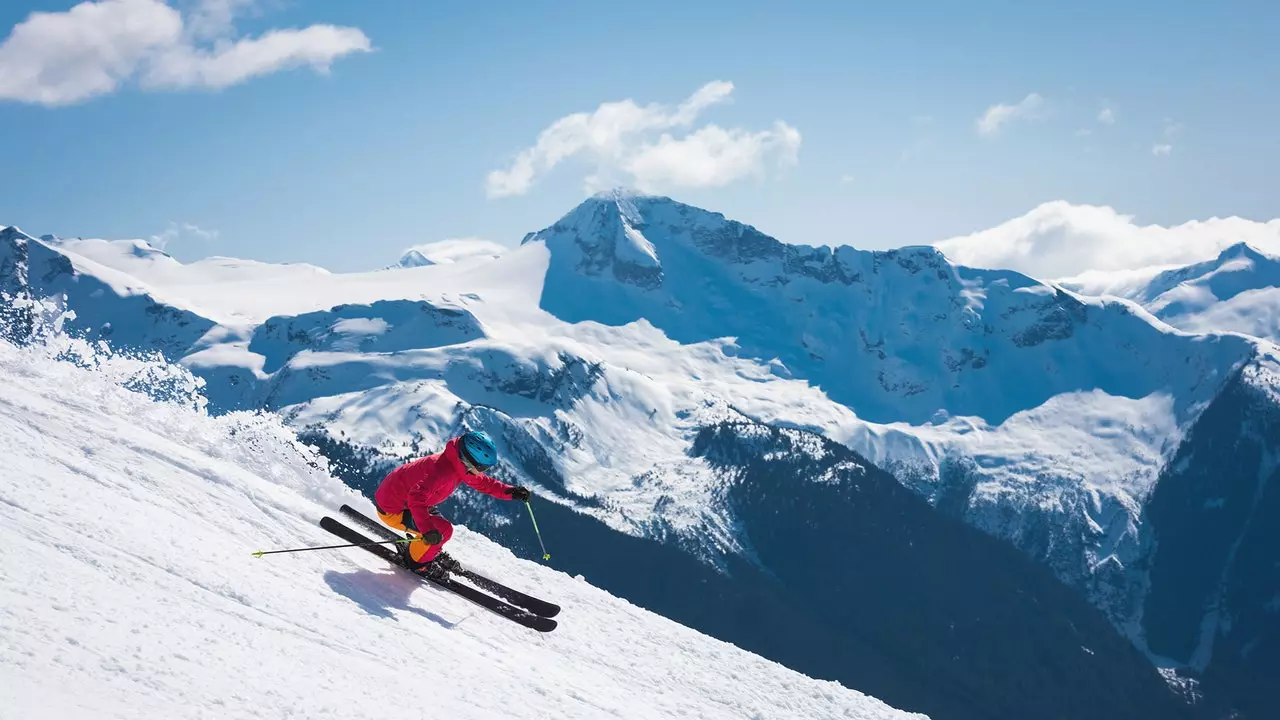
left=1215, top=241, right=1274, bottom=263
left=523, top=190, right=666, bottom=289
left=0, top=226, right=36, bottom=245
left=396, top=249, right=434, bottom=268
left=1132, top=240, right=1280, bottom=329
left=390, top=239, right=507, bottom=270
left=589, top=187, right=657, bottom=202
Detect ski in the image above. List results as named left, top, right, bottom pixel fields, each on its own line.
left=319, top=516, right=557, bottom=633
left=339, top=504, right=561, bottom=618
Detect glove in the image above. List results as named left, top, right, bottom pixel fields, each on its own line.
left=507, top=486, right=531, bottom=502
left=414, top=529, right=444, bottom=545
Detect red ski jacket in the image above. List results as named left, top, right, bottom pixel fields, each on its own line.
left=375, top=437, right=515, bottom=523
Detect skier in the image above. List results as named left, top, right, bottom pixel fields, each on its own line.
left=374, top=429, right=531, bottom=578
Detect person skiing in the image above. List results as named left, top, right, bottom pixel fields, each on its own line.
left=374, top=429, right=531, bottom=578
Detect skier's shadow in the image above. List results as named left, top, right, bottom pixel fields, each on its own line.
left=324, top=568, right=460, bottom=629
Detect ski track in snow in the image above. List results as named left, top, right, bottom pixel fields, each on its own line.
left=0, top=339, right=922, bottom=720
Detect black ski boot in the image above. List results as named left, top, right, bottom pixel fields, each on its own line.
left=397, top=530, right=443, bottom=573
left=397, top=542, right=428, bottom=572
left=424, top=550, right=462, bottom=581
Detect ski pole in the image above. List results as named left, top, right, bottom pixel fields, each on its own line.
left=524, top=500, right=551, bottom=561
left=251, top=536, right=412, bottom=558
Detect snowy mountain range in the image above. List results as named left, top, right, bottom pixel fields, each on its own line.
left=3, top=192, right=1278, bottom=719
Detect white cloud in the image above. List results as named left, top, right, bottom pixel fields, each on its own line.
left=1097, top=106, right=1115, bottom=124
left=150, top=221, right=219, bottom=250
left=0, top=0, right=182, bottom=106
left=183, top=0, right=257, bottom=40
left=975, top=93, right=1045, bottom=137
left=1151, top=119, right=1181, bottom=156
left=486, top=81, right=800, bottom=198
left=143, top=25, right=371, bottom=89
left=623, top=122, right=801, bottom=193
left=1075, top=128, right=1093, bottom=137
left=0, top=0, right=370, bottom=106
left=840, top=173, right=855, bottom=184
left=933, top=201, right=1280, bottom=278
left=668, top=80, right=735, bottom=125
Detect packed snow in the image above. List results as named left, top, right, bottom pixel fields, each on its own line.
left=0, top=335, right=923, bottom=720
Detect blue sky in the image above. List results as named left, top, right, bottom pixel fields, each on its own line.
left=0, top=0, right=1276, bottom=271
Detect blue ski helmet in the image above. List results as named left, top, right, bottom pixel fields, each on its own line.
left=459, top=430, right=498, bottom=471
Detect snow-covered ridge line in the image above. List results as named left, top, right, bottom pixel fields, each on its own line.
left=0, top=332, right=922, bottom=720
left=1061, top=242, right=1280, bottom=344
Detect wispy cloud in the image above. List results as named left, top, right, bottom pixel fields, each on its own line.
left=150, top=221, right=219, bottom=250
left=840, top=173, right=855, bottom=184
left=975, top=93, right=1046, bottom=137
left=899, top=134, right=937, bottom=163
left=621, top=122, right=800, bottom=193
left=486, top=81, right=801, bottom=198
left=184, top=0, right=257, bottom=40
left=144, top=25, right=372, bottom=90
left=0, top=0, right=371, bottom=107
left=1097, top=105, right=1116, bottom=124
left=1151, top=119, right=1182, bottom=157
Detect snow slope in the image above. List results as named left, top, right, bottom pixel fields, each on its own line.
left=1061, top=243, right=1280, bottom=343
left=0, top=335, right=921, bottom=720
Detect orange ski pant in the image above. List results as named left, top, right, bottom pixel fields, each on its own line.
left=376, top=507, right=453, bottom=564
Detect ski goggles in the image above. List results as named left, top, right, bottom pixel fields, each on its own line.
left=459, top=451, right=489, bottom=475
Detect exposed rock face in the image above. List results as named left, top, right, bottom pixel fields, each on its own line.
left=1141, top=357, right=1280, bottom=719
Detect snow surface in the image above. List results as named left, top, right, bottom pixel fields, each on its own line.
left=1060, top=243, right=1280, bottom=344
left=44, top=233, right=531, bottom=326
left=46, top=236, right=333, bottom=325
left=0, top=335, right=922, bottom=720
